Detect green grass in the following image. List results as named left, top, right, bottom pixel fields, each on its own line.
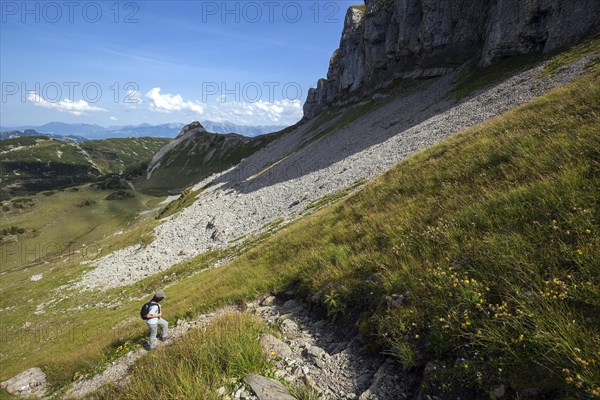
left=450, top=33, right=600, bottom=100
left=0, top=185, right=158, bottom=273
left=543, top=33, right=600, bottom=76
left=156, top=187, right=201, bottom=219
left=0, top=136, right=171, bottom=199
left=94, top=313, right=273, bottom=400
left=0, top=136, right=100, bottom=199
left=80, top=137, right=171, bottom=175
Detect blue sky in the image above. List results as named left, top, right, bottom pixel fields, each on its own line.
left=0, top=0, right=358, bottom=127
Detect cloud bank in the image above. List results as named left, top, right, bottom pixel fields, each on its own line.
left=26, top=92, right=107, bottom=116
left=146, top=87, right=204, bottom=114
left=144, top=87, right=302, bottom=125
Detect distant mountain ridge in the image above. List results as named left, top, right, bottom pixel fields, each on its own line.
left=3, top=121, right=288, bottom=140
left=0, top=129, right=87, bottom=143
left=0, top=135, right=171, bottom=199
left=200, top=121, right=287, bottom=137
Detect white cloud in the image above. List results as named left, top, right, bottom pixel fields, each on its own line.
left=206, top=99, right=302, bottom=125
left=142, top=87, right=302, bottom=125
left=109, top=116, right=118, bottom=121
left=26, top=92, right=107, bottom=116
left=145, top=87, right=204, bottom=114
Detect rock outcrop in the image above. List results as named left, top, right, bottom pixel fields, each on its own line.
left=0, top=367, right=47, bottom=398
left=304, top=0, right=600, bottom=118
left=138, top=121, right=279, bottom=195
left=244, top=374, right=296, bottom=400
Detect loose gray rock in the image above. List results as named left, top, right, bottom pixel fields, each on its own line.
left=0, top=367, right=47, bottom=398
left=385, top=292, right=408, bottom=309
left=306, top=345, right=327, bottom=360
left=216, top=386, right=227, bottom=396
left=244, top=374, right=296, bottom=400
left=280, top=318, right=302, bottom=339
left=260, top=296, right=276, bottom=306
left=211, top=228, right=223, bottom=241
left=281, top=300, right=300, bottom=313
left=311, top=291, right=322, bottom=304
left=252, top=298, right=412, bottom=399
left=259, top=334, right=293, bottom=360
left=494, top=384, right=507, bottom=399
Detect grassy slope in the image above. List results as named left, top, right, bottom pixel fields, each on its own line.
left=103, top=71, right=597, bottom=398
left=0, top=137, right=100, bottom=199
left=0, top=187, right=159, bottom=273
left=0, top=136, right=172, bottom=199
left=0, top=185, right=166, bottom=392
left=1, top=52, right=598, bottom=398
left=95, top=313, right=276, bottom=400
left=80, top=137, right=171, bottom=175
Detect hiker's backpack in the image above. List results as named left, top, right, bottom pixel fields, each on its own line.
left=140, top=301, right=160, bottom=320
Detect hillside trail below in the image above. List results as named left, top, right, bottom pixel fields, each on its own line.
left=64, top=305, right=240, bottom=398
left=63, top=295, right=413, bottom=400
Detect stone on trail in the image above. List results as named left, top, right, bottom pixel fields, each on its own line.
left=279, top=318, right=302, bottom=339
left=259, top=334, right=292, bottom=360
left=260, top=295, right=276, bottom=306
left=0, top=367, right=47, bottom=398
left=244, top=374, right=296, bottom=400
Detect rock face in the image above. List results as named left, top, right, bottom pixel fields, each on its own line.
left=0, top=367, right=47, bottom=398
left=303, top=0, right=600, bottom=118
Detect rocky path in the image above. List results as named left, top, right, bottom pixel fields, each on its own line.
left=225, top=295, right=412, bottom=400
left=56, top=295, right=409, bottom=400
left=64, top=305, right=240, bottom=399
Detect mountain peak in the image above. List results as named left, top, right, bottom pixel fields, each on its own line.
left=176, top=121, right=206, bottom=138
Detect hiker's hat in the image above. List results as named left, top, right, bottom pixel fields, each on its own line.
left=155, top=290, right=166, bottom=299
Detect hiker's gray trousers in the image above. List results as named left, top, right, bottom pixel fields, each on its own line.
left=147, top=318, right=169, bottom=348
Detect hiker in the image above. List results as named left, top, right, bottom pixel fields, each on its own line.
left=143, top=290, right=168, bottom=349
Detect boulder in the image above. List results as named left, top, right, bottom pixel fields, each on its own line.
left=260, top=296, right=276, bottom=306
left=259, top=334, right=293, bottom=360
left=0, top=368, right=47, bottom=398
left=244, top=374, right=296, bottom=400
left=279, top=318, right=302, bottom=339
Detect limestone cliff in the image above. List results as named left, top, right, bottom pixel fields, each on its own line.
left=304, top=0, right=600, bottom=118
